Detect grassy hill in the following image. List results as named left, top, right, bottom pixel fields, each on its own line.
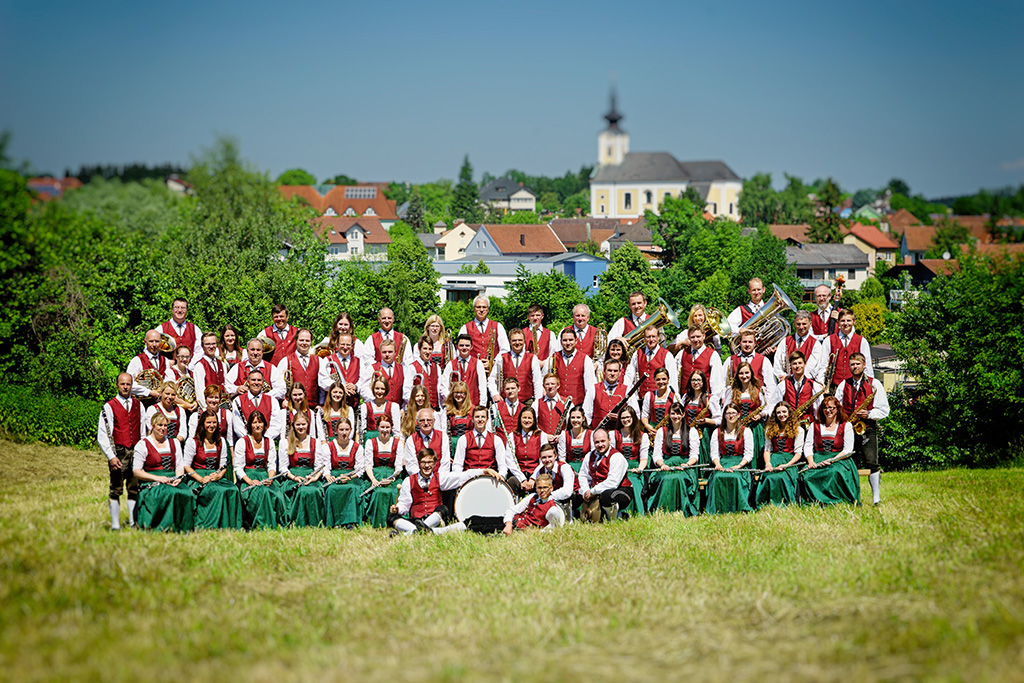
left=2, top=441, right=1022, bottom=682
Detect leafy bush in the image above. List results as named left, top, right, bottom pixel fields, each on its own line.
left=0, top=385, right=100, bottom=448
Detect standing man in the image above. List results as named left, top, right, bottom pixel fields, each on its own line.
left=536, top=374, right=569, bottom=435
left=193, top=332, right=226, bottom=411
left=608, top=291, right=650, bottom=341
left=584, top=358, right=638, bottom=429
left=728, top=329, right=778, bottom=397
left=578, top=429, right=631, bottom=523
left=773, top=310, right=824, bottom=381
left=439, top=333, right=487, bottom=407
left=362, top=308, right=414, bottom=365
left=161, top=297, right=202, bottom=361
left=550, top=327, right=596, bottom=407
left=405, top=335, right=441, bottom=410
left=319, top=333, right=368, bottom=409
left=726, top=278, right=767, bottom=334
left=493, top=377, right=526, bottom=435
left=766, top=351, right=823, bottom=421
left=524, top=304, right=554, bottom=362
left=126, top=329, right=168, bottom=402
left=262, top=304, right=297, bottom=365
left=97, top=373, right=145, bottom=530
left=452, top=406, right=523, bottom=484
left=488, top=328, right=542, bottom=404
left=634, top=325, right=677, bottom=397
left=364, top=339, right=405, bottom=404
left=677, top=326, right=725, bottom=400
left=835, top=353, right=889, bottom=506
left=274, top=328, right=320, bottom=408
left=820, top=309, right=873, bottom=390
left=459, top=295, right=510, bottom=373
left=226, top=339, right=279, bottom=399
left=569, top=303, right=598, bottom=358
left=811, top=284, right=840, bottom=340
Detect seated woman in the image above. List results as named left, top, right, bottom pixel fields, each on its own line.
left=144, top=382, right=188, bottom=446
left=362, top=375, right=401, bottom=442
left=440, top=380, right=473, bottom=455
left=183, top=410, right=242, bottom=529
left=133, top=413, right=196, bottom=532
left=233, top=410, right=289, bottom=529
left=754, top=402, right=805, bottom=507
left=556, top=405, right=592, bottom=473
left=646, top=403, right=700, bottom=517
left=611, top=405, right=648, bottom=516
left=318, top=381, right=353, bottom=441
left=278, top=411, right=326, bottom=527
left=798, top=396, right=859, bottom=506
left=682, top=369, right=719, bottom=469
left=363, top=413, right=404, bottom=528
left=706, top=402, right=755, bottom=514
left=640, top=367, right=676, bottom=439
left=725, top=361, right=766, bottom=460
left=285, top=382, right=321, bottom=441
left=322, top=417, right=368, bottom=527
left=400, top=385, right=436, bottom=438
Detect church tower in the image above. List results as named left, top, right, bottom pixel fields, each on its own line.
left=598, top=88, right=629, bottom=166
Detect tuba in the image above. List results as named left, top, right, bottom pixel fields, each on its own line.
left=256, top=332, right=276, bottom=357
left=622, top=298, right=680, bottom=359
left=729, top=284, right=795, bottom=355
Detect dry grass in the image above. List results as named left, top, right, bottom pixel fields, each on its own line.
left=1, top=440, right=1023, bottom=682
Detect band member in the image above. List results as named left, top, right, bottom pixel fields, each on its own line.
left=536, top=373, right=569, bottom=435
left=164, top=346, right=198, bottom=412
left=502, top=474, right=566, bottom=534
left=284, top=383, right=321, bottom=441
left=144, top=382, right=188, bottom=445
left=524, top=304, right=554, bottom=362
left=389, top=448, right=501, bottom=536
left=677, top=325, right=726, bottom=401
left=670, top=304, right=722, bottom=353
left=608, top=291, right=650, bottom=341
left=511, top=407, right=547, bottom=492
left=318, top=333, right=368, bottom=410
left=773, top=310, right=824, bottom=380
left=820, top=309, right=874, bottom=388
left=161, top=297, right=202, bottom=361
left=488, top=328, right=542, bottom=403
left=183, top=410, right=242, bottom=529
left=231, top=370, right=284, bottom=441
left=640, top=367, right=676, bottom=438
left=361, top=375, right=401, bottom=440
left=402, top=409, right=451, bottom=476
left=193, top=332, right=227, bottom=411
left=799, top=396, right=858, bottom=505
left=319, top=312, right=365, bottom=360
left=233, top=410, right=289, bottom=529
left=453, top=406, right=524, bottom=486
left=767, top=351, right=823, bottom=423
left=404, top=336, right=440, bottom=410
left=319, top=417, right=367, bottom=528
left=440, top=381, right=474, bottom=453
left=550, top=327, right=596, bottom=406
left=578, top=428, right=631, bottom=523
left=133, top=413, right=195, bottom=532
left=725, top=361, right=767, bottom=459
left=225, top=338, right=279, bottom=399
left=754, top=402, right=805, bottom=507
left=422, top=314, right=449, bottom=368
left=569, top=303, right=598, bottom=357
left=706, top=403, right=755, bottom=514
left=458, top=295, right=510, bottom=372
left=634, top=324, right=676, bottom=397
left=439, top=333, right=487, bottom=407
left=97, top=373, right=145, bottom=530
left=274, top=328, right=320, bottom=408
left=363, top=413, right=404, bottom=528
left=187, top=386, right=234, bottom=447
left=262, top=304, right=296, bottom=365
left=598, top=338, right=635, bottom=386
left=556, top=405, right=592, bottom=471
left=126, top=329, right=168, bottom=401
left=400, top=385, right=433, bottom=438
left=584, top=358, right=638, bottom=429
left=364, top=339, right=404, bottom=404
left=647, top=402, right=700, bottom=516
left=531, top=444, right=576, bottom=515
left=726, top=277, right=766, bottom=334
left=317, top=382, right=353, bottom=441
left=835, top=352, right=889, bottom=506
left=728, top=329, right=778, bottom=399
left=218, top=324, right=245, bottom=372
left=681, top=369, right=720, bottom=467
left=493, top=377, right=526, bottom=435
left=362, top=307, right=413, bottom=365
left=811, top=284, right=840, bottom=340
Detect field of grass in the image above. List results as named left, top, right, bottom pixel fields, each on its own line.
left=2, top=440, right=1023, bottom=682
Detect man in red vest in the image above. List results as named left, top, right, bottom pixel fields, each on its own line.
left=493, top=377, right=526, bottom=435
left=404, top=335, right=440, bottom=410
left=609, top=291, right=650, bottom=341
left=274, top=328, right=320, bottom=408
left=262, top=304, right=297, bottom=366
left=819, top=310, right=874, bottom=389
left=726, top=277, right=766, bottom=334
left=226, top=338, right=280, bottom=400
left=126, top=329, right=168, bottom=402
left=488, top=328, right=542, bottom=403
left=459, top=295, right=510, bottom=373
left=570, top=303, right=598, bottom=358
left=835, top=353, right=889, bottom=505
left=402, top=409, right=451, bottom=475
left=578, top=428, right=631, bottom=523
left=364, top=339, right=404, bottom=404
left=634, top=324, right=677, bottom=397
left=584, top=358, right=638, bottom=428
left=677, top=326, right=725, bottom=401
left=231, top=370, right=283, bottom=440
left=161, top=298, right=202, bottom=361
left=766, top=351, right=823, bottom=422
left=362, top=307, right=413, bottom=365
left=193, top=332, right=227, bottom=411
left=728, top=329, right=778, bottom=397
left=536, top=374, right=569, bottom=434
left=97, top=373, right=145, bottom=530
left=773, top=310, right=824, bottom=381
left=439, top=334, right=487, bottom=407
left=811, top=284, right=840, bottom=340
left=502, top=474, right=565, bottom=533
left=550, top=327, right=596, bottom=406
left=524, top=304, right=554, bottom=362
left=318, top=334, right=368, bottom=409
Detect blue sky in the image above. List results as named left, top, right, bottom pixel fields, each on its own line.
left=2, top=0, right=1022, bottom=197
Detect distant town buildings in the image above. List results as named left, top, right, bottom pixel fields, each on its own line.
left=478, top=177, right=537, bottom=215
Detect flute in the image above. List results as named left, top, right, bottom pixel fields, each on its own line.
left=241, top=471, right=286, bottom=492
left=360, top=473, right=400, bottom=497
left=799, top=451, right=854, bottom=472
left=141, top=473, right=187, bottom=490
left=323, top=469, right=361, bottom=488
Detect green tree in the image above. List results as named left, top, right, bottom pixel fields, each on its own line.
left=593, top=241, right=659, bottom=326
left=501, top=210, right=541, bottom=224
left=807, top=178, right=845, bottom=243
left=851, top=188, right=879, bottom=210
left=887, top=178, right=910, bottom=197
left=850, top=301, right=886, bottom=344
left=62, top=177, right=180, bottom=241
left=275, top=168, right=316, bottom=185
left=859, top=276, right=886, bottom=303
left=325, top=174, right=358, bottom=185
left=457, top=260, right=490, bottom=275
left=503, top=264, right=588, bottom=331
left=737, top=172, right=777, bottom=226
left=561, top=189, right=590, bottom=217
left=405, top=189, right=427, bottom=232
left=574, top=239, right=603, bottom=257
left=539, top=191, right=560, bottom=214
left=382, top=230, right=440, bottom=337
left=452, top=155, right=482, bottom=223
left=925, top=218, right=971, bottom=259
left=647, top=196, right=709, bottom=266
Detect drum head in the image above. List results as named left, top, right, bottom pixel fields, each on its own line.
left=454, top=475, right=515, bottom=522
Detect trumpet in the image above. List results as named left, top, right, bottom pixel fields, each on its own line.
left=622, top=298, right=680, bottom=360
left=729, top=284, right=796, bottom=355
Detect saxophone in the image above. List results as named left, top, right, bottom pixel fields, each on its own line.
left=792, top=385, right=829, bottom=428
left=848, top=386, right=878, bottom=435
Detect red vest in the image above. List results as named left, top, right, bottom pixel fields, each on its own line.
left=784, top=335, right=818, bottom=366
left=135, top=352, right=167, bottom=376
left=238, top=393, right=274, bottom=426
left=465, top=319, right=499, bottom=360
left=592, top=382, right=627, bottom=427
left=615, top=433, right=640, bottom=461
left=322, top=408, right=349, bottom=439
left=523, top=327, right=552, bottom=361
left=562, top=430, right=592, bottom=463
left=370, top=438, right=399, bottom=467
left=718, top=430, right=746, bottom=458
left=841, top=378, right=875, bottom=415
left=287, top=408, right=315, bottom=435
left=637, top=347, right=670, bottom=396
left=829, top=332, right=865, bottom=384
left=586, top=450, right=630, bottom=489
left=328, top=440, right=358, bottom=470
left=370, top=331, right=407, bottom=363
left=106, top=397, right=141, bottom=448
left=539, top=463, right=577, bottom=492
left=237, top=361, right=272, bottom=388
left=464, top=431, right=498, bottom=470
left=620, top=314, right=645, bottom=336
left=371, top=362, right=405, bottom=404
left=513, top=495, right=558, bottom=529
left=553, top=352, right=587, bottom=405
left=283, top=352, right=320, bottom=400
left=537, top=396, right=567, bottom=435
left=289, top=438, right=318, bottom=468
left=161, top=321, right=198, bottom=354
left=679, top=346, right=713, bottom=390
left=730, top=353, right=769, bottom=385
left=500, top=351, right=536, bottom=399
left=195, top=440, right=222, bottom=470
left=733, top=391, right=762, bottom=421
left=327, top=354, right=362, bottom=407
left=572, top=326, right=597, bottom=357
left=409, top=469, right=443, bottom=518
left=154, top=406, right=185, bottom=440
left=740, top=303, right=757, bottom=324
left=513, top=431, right=543, bottom=473
left=198, top=356, right=225, bottom=390
left=411, top=430, right=445, bottom=460
left=243, top=436, right=272, bottom=469
left=263, top=325, right=297, bottom=365
left=813, top=422, right=847, bottom=453
left=448, top=356, right=482, bottom=405
left=769, top=434, right=796, bottom=454
left=143, top=438, right=178, bottom=471
left=661, top=427, right=686, bottom=459
left=783, top=376, right=817, bottom=420
left=409, top=359, right=440, bottom=409
left=496, top=401, right=524, bottom=435
left=811, top=308, right=837, bottom=337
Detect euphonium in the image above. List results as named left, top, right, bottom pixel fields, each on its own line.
left=728, top=284, right=796, bottom=355
left=257, top=332, right=276, bottom=357
left=622, top=298, right=680, bottom=358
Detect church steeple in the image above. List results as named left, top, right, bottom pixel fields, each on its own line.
left=604, top=88, right=624, bottom=132
left=598, top=87, right=629, bottom=166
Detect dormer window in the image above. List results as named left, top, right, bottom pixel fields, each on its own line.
left=324, top=207, right=337, bottom=216
left=364, top=207, right=377, bottom=216
left=344, top=207, right=357, bottom=217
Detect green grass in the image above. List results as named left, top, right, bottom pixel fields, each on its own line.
left=2, top=441, right=1023, bottom=682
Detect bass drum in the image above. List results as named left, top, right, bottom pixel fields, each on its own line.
left=454, top=475, right=515, bottom=522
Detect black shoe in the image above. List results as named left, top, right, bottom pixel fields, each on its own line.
left=389, top=529, right=401, bottom=538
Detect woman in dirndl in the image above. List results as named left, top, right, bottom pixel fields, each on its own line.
left=705, top=402, right=755, bottom=514
left=640, top=367, right=676, bottom=439
left=233, top=410, right=289, bottom=529
left=440, top=380, right=474, bottom=454
left=285, top=382, right=321, bottom=441
left=798, top=396, right=859, bottom=505
left=646, top=402, right=700, bottom=516
left=318, top=382, right=353, bottom=441
left=754, top=402, right=805, bottom=507
left=183, top=410, right=242, bottom=529
left=362, top=375, right=400, bottom=442
left=322, top=416, right=367, bottom=527
left=401, top=384, right=436, bottom=438
left=556, top=404, right=592, bottom=474
left=681, top=368, right=719, bottom=469
left=278, top=411, right=326, bottom=526
left=725, top=361, right=766, bottom=460
left=133, top=413, right=196, bottom=532
left=611, top=405, right=648, bottom=516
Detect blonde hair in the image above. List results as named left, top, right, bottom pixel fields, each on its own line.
left=287, top=411, right=311, bottom=456
left=443, top=380, right=473, bottom=417
left=423, top=314, right=446, bottom=342
left=402, top=385, right=430, bottom=437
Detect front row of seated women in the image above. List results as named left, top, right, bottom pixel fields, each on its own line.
left=130, top=393, right=860, bottom=532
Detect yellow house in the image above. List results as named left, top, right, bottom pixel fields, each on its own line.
left=590, top=93, right=742, bottom=221
left=435, top=222, right=478, bottom=261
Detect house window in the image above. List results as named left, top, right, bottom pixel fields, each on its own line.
left=729, top=203, right=734, bottom=214
left=797, top=269, right=812, bottom=279
left=607, top=146, right=612, bottom=158
left=324, top=207, right=337, bottom=216
left=644, top=191, right=653, bottom=204
left=710, top=202, right=717, bottom=213
left=664, top=192, right=671, bottom=202
left=593, top=275, right=600, bottom=288
left=624, top=192, right=632, bottom=210
left=343, top=207, right=357, bottom=217
left=848, top=269, right=856, bottom=279
left=364, top=207, right=377, bottom=216
left=600, top=204, right=605, bottom=213
left=344, top=187, right=377, bottom=199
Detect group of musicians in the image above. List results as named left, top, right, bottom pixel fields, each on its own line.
left=97, top=278, right=890, bottom=534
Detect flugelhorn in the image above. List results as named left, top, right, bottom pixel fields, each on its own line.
left=622, top=298, right=680, bottom=359
left=729, top=284, right=796, bottom=355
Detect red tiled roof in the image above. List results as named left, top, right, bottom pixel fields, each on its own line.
left=479, top=224, right=566, bottom=254
left=843, top=222, right=899, bottom=249
left=901, top=225, right=937, bottom=253
left=279, top=185, right=398, bottom=220
left=547, top=219, right=616, bottom=247
left=886, top=208, right=923, bottom=232
left=919, top=258, right=960, bottom=276
left=944, top=215, right=993, bottom=244
left=312, top=216, right=392, bottom=245
left=768, top=224, right=810, bottom=243
left=970, top=243, right=1024, bottom=258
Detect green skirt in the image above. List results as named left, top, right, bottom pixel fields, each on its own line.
left=365, top=466, right=400, bottom=528
left=324, top=469, right=367, bottom=527
left=239, top=469, right=290, bottom=529
left=753, top=452, right=799, bottom=508
left=645, top=456, right=699, bottom=517
left=749, top=423, right=766, bottom=464
left=799, top=453, right=861, bottom=506
left=137, top=469, right=196, bottom=532
left=622, top=459, right=645, bottom=516
left=697, top=428, right=712, bottom=468
left=280, top=467, right=326, bottom=527
left=186, top=469, right=242, bottom=529
left=705, top=456, right=753, bottom=515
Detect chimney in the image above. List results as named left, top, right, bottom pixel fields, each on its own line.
left=586, top=222, right=591, bottom=242
left=520, top=234, right=525, bottom=246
